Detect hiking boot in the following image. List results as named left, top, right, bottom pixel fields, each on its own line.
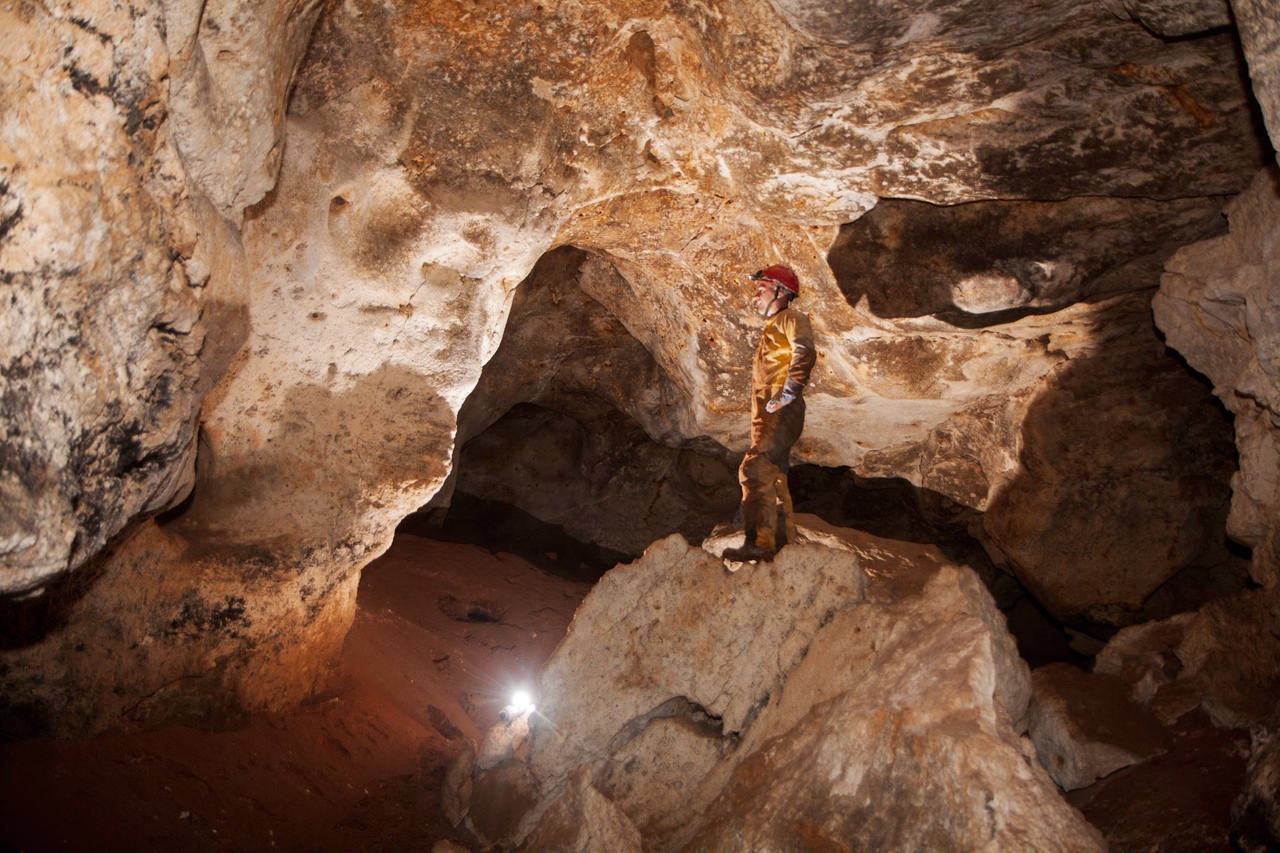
left=722, top=543, right=775, bottom=563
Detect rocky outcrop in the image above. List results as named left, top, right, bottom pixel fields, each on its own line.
left=446, top=527, right=1104, bottom=851
left=3, top=0, right=1275, bottom=733
left=1027, top=663, right=1171, bottom=791
left=1155, top=166, right=1280, bottom=590
left=1103, top=0, right=1232, bottom=38
left=1231, top=0, right=1280, bottom=146
left=983, top=302, right=1237, bottom=626
left=0, top=0, right=322, bottom=596
left=1094, top=586, right=1280, bottom=729
left=1233, top=711, right=1280, bottom=853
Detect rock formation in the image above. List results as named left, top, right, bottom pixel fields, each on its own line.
left=1155, top=165, right=1280, bottom=590
left=446, top=525, right=1105, bottom=851
left=1093, top=585, right=1280, bottom=730
left=1233, top=711, right=1280, bottom=853
left=1, top=0, right=1278, bottom=785
left=1027, top=663, right=1170, bottom=791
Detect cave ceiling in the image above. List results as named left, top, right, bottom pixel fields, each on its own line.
left=213, top=0, right=1263, bottom=531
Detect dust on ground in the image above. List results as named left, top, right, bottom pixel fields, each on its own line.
left=0, top=535, right=588, bottom=852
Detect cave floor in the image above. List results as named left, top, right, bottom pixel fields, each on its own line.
left=0, top=535, right=590, bottom=852
left=0, top=534, right=1248, bottom=852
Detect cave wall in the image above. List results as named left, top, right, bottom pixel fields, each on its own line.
left=2, top=0, right=1278, bottom=732
left=1155, top=165, right=1280, bottom=590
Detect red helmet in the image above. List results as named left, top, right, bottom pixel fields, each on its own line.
left=749, top=264, right=800, bottom=298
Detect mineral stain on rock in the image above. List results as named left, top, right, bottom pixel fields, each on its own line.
left=3, top=0, right=1280, bottom=850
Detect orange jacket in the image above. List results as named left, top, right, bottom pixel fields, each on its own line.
left=750, top=307, right=816, bottom=419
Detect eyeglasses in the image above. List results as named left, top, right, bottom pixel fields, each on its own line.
left=748, top=270, right=776, bottom=284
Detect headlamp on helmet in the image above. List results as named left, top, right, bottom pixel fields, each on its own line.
left=749, top=264, right=800, bottom=298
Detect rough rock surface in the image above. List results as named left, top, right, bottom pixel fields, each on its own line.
left=424, top=248, right=740, bottom=558
left=447, top=523, right=1104, bottom=851
left=1232, top=0, right=1280, bottom=147
left=1155, top=165, right=1280, bottom=589
left=2, top=0, right=1275, bottom=732
left=1094, top=586, right=1280, bottom=729
left=1027, top=663, right=1170, bottom=791
left=1233, top=711, right=1280, bottom=853
left=0, top=0, right=323, bottom=596
left=982, top=301, right=1237, bottom=626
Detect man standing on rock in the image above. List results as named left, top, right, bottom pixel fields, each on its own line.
left=723, top=264, right=817, bottom=563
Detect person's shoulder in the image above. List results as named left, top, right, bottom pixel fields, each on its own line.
left=779, top=306, right=813, bottom=332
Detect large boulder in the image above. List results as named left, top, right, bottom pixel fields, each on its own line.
left=1027, top=663, right=1171, bottom=791
left=1094, top=586, right=1280, bottom=729
left=447, top=525, right=1104, bottom=851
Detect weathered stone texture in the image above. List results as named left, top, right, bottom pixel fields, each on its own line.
left=1231, top=0, right=1280, bottom=148
left=983, top=302, right=1237, bottom=626
left=1233, top=711, right=1280, bottom=853
left=0, top=0, right=322, bottom=597
left=0, top=520, right=363, bottom=735
left=1, top=2, right=202, bottom=595
left=447, top=527, right=1103, bottom=851
left=1027, top=663, right=1171, bottom=791
left=2, top=0, right=1276, bottom=733
left=1155, top=166, right=1280, bottom=589
left=1103, top=0, right=1233, bottom=37
left=165, top=0, right=326, bottom=218
left=1095, top=587, right=1280, bottom=729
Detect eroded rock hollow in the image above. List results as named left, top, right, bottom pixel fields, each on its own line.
left=4, top=0, right=1280, bottom=848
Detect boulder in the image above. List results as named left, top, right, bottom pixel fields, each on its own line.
left=447, top=526, right=1103, bottom=851
left=1027, top=663, right=1171, bottom=791
left=519, top=768, right=644, bottom=853
left=1095, top=587, right=1280, bottom=728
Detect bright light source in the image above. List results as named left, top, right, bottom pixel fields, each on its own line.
left=511, top=690, right=534, bottom=712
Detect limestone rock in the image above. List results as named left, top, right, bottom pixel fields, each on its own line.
left=528, top=536, right=870, bottom=788
left=182, top=0, right=1268, bottom=595
left=0, top=2, right=203, bottom=595
left=1102, top=0, right=1233, bottom=37
left=0, top=0, right=322, bottom=597
left=1095, top=587, right=1280, bottom=728
left=681, top=562, right=1101, bottom=853
left=1027, top=663, right=1171, bottom=791
left=829, top=196, right=1229, bottom=322
left=982, top=300, right=1237, bottom=626
left=4, top=0, right=1276, bottom=739
left=0, top=520, right=364, bottom=736
left=1156, top=166, right=1280, bottom=589
left=449, top=527, right=1101, bottom=851
left=1232, top=711, right=1280, bottom=853
left=166, top=0, right=325, bottom=218
left=519, top=769, right=644, bottom=853
left=1232, top=0, right=1280, bottom=147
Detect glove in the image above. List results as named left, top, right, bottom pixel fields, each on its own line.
left=765, top=379, right=804, bottom=413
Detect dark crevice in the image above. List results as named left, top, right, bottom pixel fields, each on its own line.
left=400, top=493, right=631, bottom=584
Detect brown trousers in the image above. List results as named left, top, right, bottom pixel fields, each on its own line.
left=738, top=398, right=804, bottom=551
